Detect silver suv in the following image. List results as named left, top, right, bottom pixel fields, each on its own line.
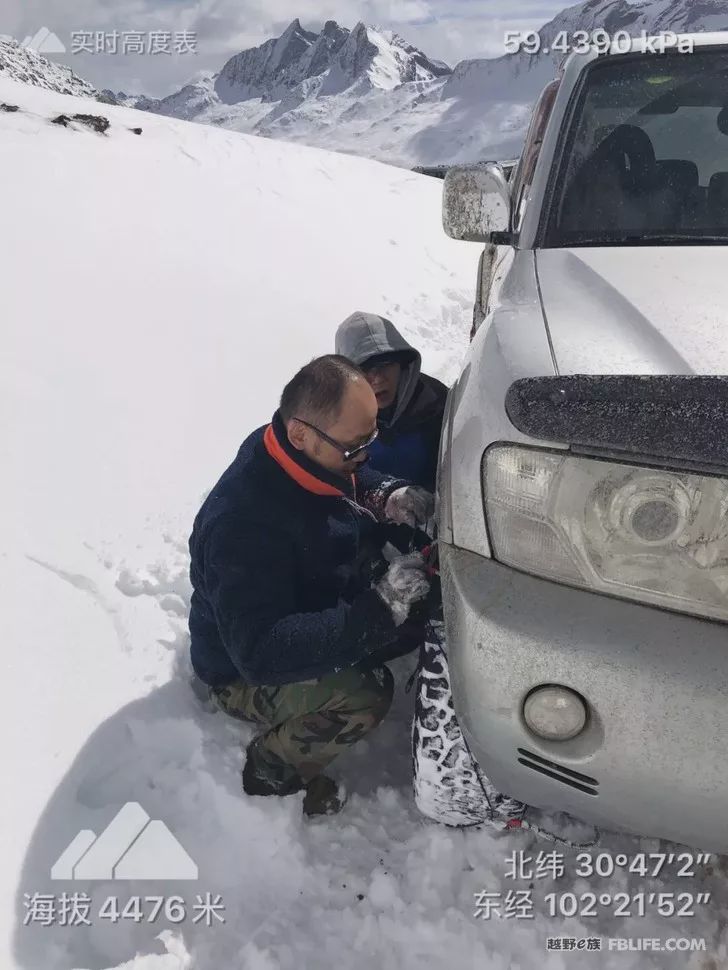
left=412, top=33, right=728, bottom=850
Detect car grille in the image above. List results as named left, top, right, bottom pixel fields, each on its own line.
left=517, top=747, right=599, bottom=796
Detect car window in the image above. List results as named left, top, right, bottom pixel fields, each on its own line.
left=544, top=49, right=728, bottom=246
left=511, top=79, right=561, bottom=233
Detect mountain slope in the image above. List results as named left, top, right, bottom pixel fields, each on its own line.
left=4, top=0, right=727, bottom=169
left=120, top=2, right=728, bottom=167
left=433, top=0, right=728, bottom=161
left=445, top=0, right=728, bottom=102
left=111, top=19, right=453, bottom=164
left=0, top=37, right=97, bottom=97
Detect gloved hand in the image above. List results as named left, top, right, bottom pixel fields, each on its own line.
left=374, top=552, right=431, bottom=626
left=384, top=486, right=435, bottom=528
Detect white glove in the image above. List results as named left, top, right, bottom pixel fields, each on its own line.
left=384, top=486, right=435, bottom=528
left=374, top=553, right=430, bottom=626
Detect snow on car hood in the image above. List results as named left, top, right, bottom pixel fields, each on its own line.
left=535, top=248, right=728, bottom=375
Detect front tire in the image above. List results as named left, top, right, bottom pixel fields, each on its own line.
left=412, top=624, right=528, bottom=827
left=412, top=626, right=492, bottom=826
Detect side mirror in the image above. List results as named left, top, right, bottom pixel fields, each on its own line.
left=442, top=162, right=511, bottom=242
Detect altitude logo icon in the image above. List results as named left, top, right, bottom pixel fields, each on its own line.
left=51, top=802, right=198, bottom=881
left=21, top=28, right=67, bottom=54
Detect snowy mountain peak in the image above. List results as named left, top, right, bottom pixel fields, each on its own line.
left=215, top=18, right=318, bottom=103
left=0, top=37, right=97, bottom=98
left=349, top=21, right=370, bottom=43
left=214, top=19, right=450, bottom=104
left=319, top=21, right=379, bottom=94
left=276, top=17, right=317, bottom=51
left=12, top=0, right=721, bottom=173
left=540, top=0, right=728, bottom=43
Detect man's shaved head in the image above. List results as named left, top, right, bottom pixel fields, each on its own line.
left=279, top=355, right=365, bottom=428
left=281, top=355, right=379, bottom=478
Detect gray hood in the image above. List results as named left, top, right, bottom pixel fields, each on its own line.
left=335, top=311, right=421, bottom=427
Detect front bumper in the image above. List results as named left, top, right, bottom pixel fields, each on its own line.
left=440, top=542, right=728, bottom=851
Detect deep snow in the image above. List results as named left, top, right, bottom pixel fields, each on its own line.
left=2, top=78, right=727, bottom=970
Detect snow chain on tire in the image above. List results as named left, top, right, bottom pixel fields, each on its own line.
left=412, top=622, right=519, bottom=827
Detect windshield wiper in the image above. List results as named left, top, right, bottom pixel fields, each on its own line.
left=563, top=233, right=728, bottom=247
left=623, top=233, right=728, bottom=245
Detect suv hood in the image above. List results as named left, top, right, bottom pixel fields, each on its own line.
left=535, top=248, right=728, bottom=375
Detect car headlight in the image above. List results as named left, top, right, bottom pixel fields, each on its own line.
left=484, top=444, right=728, bottom=622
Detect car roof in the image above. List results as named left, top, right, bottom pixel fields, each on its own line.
left=562, top=30, right=728, bottom=72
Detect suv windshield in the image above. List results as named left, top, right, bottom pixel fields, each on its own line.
left=544, top=48, right=728, bottom=246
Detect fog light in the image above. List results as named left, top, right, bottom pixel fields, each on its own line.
left=523, top=686, right=587, bottom=741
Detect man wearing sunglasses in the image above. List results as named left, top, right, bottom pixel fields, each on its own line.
left=188, top=355, right=435, bottom=816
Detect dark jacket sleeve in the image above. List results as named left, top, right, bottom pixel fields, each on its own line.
left=354, top=463, right=409, bottom=519
left=203, top=516, right=399, bottom=686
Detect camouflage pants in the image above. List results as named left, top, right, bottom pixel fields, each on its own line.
left=209, top=665, right=394, bottom=789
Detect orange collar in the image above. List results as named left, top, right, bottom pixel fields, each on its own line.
left=264, top=424, right=355, bottom=497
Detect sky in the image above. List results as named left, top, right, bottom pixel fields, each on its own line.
left=1, top=0, right=567, bottom=96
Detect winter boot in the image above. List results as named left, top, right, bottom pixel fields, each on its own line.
left=241, top=742, right=306, bottom=798
left=302, top=776, right=347, bottom=816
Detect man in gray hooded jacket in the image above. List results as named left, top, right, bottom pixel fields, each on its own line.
left=335, top=312, right=448, bottom=492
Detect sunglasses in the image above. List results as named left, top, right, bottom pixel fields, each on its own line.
left=293, top=417, right=379, bottom=461
left=361, top=356, right=400, bottom=377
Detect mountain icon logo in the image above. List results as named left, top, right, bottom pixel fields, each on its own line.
left=21, top=28, right=67, bottom=54
left=51, top=802, right=198, bottom=880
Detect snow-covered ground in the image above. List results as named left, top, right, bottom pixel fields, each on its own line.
left=2, top=78, right=727, bottom=970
